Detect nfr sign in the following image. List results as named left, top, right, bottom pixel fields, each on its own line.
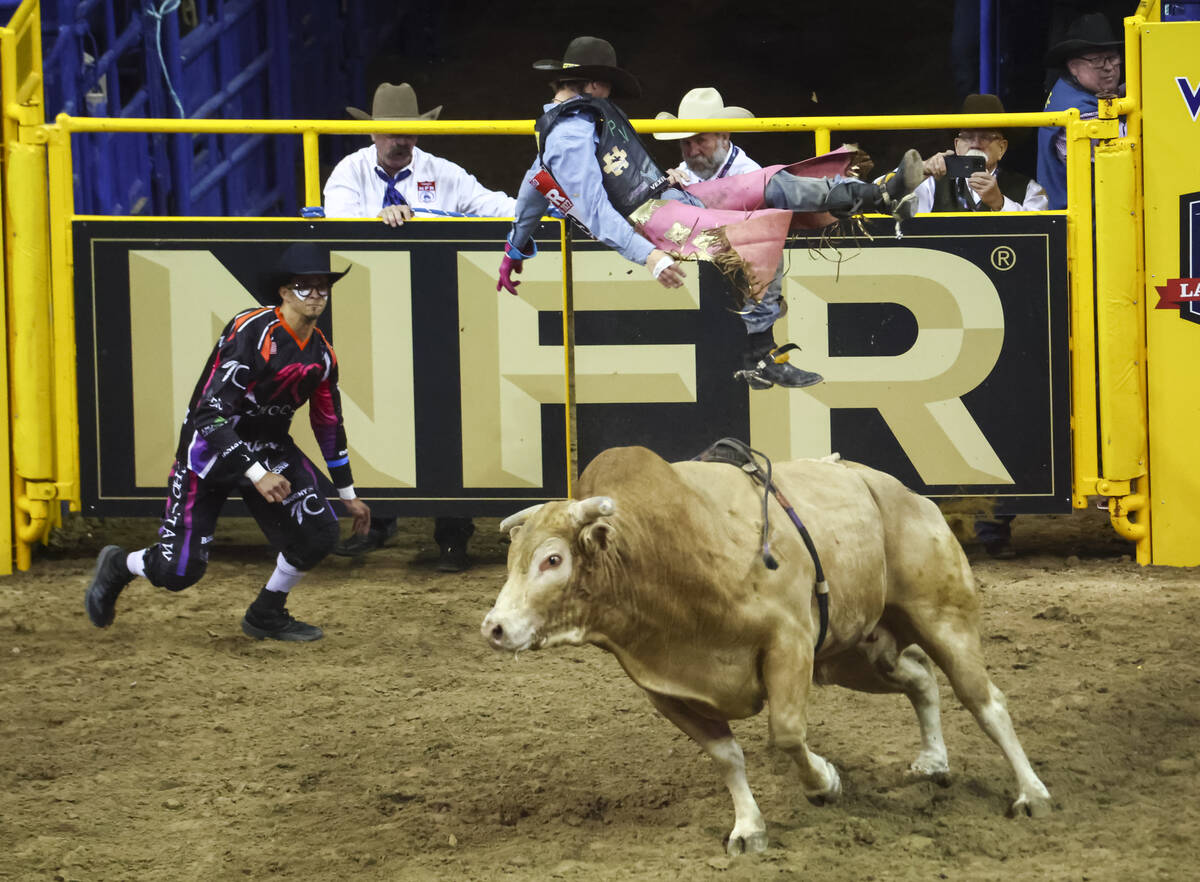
left=74, top=216, right=1069, bottom=517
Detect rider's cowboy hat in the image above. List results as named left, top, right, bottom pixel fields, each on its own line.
left=533, top=36, right=641, bottom=99
left=653, top=87, right=753, bottom=141
left=346, top=82, right=442, bottom=121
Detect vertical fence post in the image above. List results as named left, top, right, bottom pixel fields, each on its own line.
left=48, top=121, right=80, bottom=512
left=560, top=222, right=576, bottom=497
left=813, top=127, right=830, bottom=156
left=302, top=128, right=320, bottom=207
left=1064, top=111, right=1099, bottom=508
left=7, top=132, right=55, bottom=567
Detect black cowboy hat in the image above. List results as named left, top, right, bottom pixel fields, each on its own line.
left=955, top=93, right=1009, bottom=138
left=264, top=242, right=350, bottom=302
left=533, top=36, right=642, bottom=99
left=1045, top=12, right=1123, bottom=66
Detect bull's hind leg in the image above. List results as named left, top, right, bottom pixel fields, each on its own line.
left=762, top=644, right=842, bottom=806
left=644, top=691, right=767, bottom=856
left=816, top=630, right=950, bottom=783
left=912, top=613, right=1053, bottom=817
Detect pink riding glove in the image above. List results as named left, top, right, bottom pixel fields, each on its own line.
left=497, top=254, right=523, bottom=295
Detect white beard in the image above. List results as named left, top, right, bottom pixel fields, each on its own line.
left=686, top=142, right=731, bottom=180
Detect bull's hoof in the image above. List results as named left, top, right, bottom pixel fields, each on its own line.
left=726, top=830, right=769, bottom=856
left=804, top=763, right=842, bottom=806
left=905, top=761, right=952, bottom=788
left=907, top=751, right=951, bottom=785
left=1009, top=791, right=1053, bottom=819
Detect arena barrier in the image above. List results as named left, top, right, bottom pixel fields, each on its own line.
left=71, top=214, right=1069, bottom=522
left=8, top=0, right=1191, bottom=571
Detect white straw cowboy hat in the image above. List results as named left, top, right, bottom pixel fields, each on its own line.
left=346, top=82, right=442, bottom=121
left=653, top=87, right=753, bottom=141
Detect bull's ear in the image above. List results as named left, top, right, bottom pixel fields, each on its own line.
left=579, top=521, right=611, bottom=554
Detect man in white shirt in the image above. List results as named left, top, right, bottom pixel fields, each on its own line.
left=325, top=83, right=516, bottom=568
left=324, top=82, right=516, bottom=226
left=653, top=87, right=762, bottom=185
left=912, top=93, right=1048, bottom=214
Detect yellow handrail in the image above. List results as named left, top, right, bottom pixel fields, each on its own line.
left=54, top=110, right=1079, bottom=136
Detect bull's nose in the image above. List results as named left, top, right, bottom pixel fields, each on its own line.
left=488, top=623, right=505, bottom=648
left=481, top=612, right=504, bottom=649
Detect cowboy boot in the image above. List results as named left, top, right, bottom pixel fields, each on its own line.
left=734, top=331, right=823, bottom=390
left=825, top=148, right=924, bottom=220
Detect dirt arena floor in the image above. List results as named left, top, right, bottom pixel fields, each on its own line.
left=2, top=508, right=1198, bottom=881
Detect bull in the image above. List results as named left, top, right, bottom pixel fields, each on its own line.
left=481, top=445, right=1052, bottom=854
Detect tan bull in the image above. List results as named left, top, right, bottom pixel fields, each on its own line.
left=481, top=445, right=1052, bottom=854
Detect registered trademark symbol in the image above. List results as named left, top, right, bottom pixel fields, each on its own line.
left=990, top=246, right=1016, bottom=270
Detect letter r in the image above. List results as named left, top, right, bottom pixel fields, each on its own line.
left=752, top=247, right=1014, bottom=485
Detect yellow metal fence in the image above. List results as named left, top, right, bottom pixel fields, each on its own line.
left=1, top=0, right=1157, bottom=570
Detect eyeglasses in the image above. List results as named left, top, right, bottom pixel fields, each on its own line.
left=289, top=284, right=331, bottom=300
left=955, top=131, right=1004, bottom=144
left=1077, top=53, right=1121, bottom=70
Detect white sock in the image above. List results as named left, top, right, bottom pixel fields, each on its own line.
left=265, top=553, right=304, bottom=594
left=126, top=549, right=147, bottom=578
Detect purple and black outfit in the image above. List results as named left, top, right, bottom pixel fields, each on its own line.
left=141, top=306, right=352, bottom=590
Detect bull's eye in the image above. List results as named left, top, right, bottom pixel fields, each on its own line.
left=540, top=553, right=562, bottom=572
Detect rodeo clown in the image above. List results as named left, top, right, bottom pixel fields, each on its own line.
left=496, top=36, right=925, bottom=390
left=85, top=243, right=371, bottom=642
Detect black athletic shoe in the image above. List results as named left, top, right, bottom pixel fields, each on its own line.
left=85, top=545, right=135, bottom=628
left=734, top=344, right=824, bottom=390
left=436, top=543, right=470, bottom=573
left=241, top=588, right=323, bottom=642
left=241, top=607, right=324, bottom=642
left=984, top=539, right=1017, bottom=560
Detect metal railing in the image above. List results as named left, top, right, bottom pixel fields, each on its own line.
left=2, top=0, right=1157, bottom=570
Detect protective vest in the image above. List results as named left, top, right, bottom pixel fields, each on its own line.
left=535, top=96, right=669, bottom=217
left=932, top=167, right=1033, bottom=211
left=1037, top=76, right=1100, bottom=210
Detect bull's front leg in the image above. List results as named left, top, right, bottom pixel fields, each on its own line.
left=763, top=643, right=842, bottom=805
left=643, top=691, right=768, bottom=855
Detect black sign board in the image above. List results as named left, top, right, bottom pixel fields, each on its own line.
left=74, top=214, right=1069, bottom=518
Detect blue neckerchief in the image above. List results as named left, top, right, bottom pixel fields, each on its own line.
left=376, top=166, right=412, bottom=208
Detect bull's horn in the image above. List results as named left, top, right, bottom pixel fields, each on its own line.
left=499, top=503, right=544, bottom=533
left=568, top=496, right=615, bottom=525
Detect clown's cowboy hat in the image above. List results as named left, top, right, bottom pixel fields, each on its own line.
left=346, top=82, right=442, bottom=121
left=533, top=36, right=641, bottom=99
left=1045, top=13, right=1123, bottom=67
left=264, top=242, right=350, bottom=303
left=654, top=87, right=753, bottom=141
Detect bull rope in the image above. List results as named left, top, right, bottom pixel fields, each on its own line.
left=692, top=438, right=830, bottom=653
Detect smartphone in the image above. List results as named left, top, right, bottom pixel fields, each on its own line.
left=943, top=154, right=987, bottom=178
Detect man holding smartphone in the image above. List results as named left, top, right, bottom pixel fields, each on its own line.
left=905, top=94, right=1047, bottom=559
left=911, top=94, right=1048, bottom=214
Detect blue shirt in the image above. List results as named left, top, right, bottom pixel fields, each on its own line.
left=1037, top=76, right=1102, bottom=211
left=509, top=100, right=656, bottom=266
